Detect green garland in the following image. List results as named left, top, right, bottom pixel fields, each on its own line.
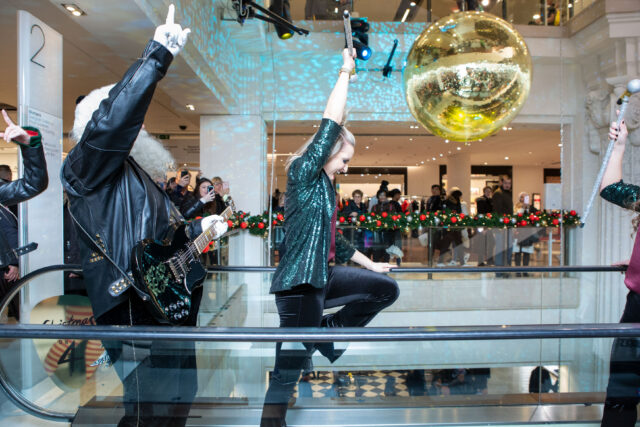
left=222, top=209, right=581, bottom=238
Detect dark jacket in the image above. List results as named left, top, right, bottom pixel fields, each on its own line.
left=179, top=193, right=222, bottom=219
left=341, top=199, right=366, bottom=217
left=426, top=195, right=443, bottom=212
left=61, top=41, right=201, bottom=318
left=443, top=196, right=461, bottom=213
left=0, top=131, right=48, bottom=268
left=492, top=187, right=513, bottom=215
left=270, top=118, right=355, bottom=294
left=475, top=196, right=492, bottom=215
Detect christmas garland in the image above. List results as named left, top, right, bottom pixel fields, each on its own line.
left=223, top=210, right=581, bottom=237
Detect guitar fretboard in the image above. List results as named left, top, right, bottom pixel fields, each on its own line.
left=193, top=207, right=233, bottom=254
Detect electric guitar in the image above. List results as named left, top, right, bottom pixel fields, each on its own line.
left=130, top=207, right=233, bottom=325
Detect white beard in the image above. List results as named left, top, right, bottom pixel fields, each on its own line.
left=70, top=84, right=175, bottom=181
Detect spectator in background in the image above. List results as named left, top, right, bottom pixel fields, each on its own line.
left=426, top=184, right=445, bottom=265
left=211, top=176, right=235, bottom=214
left=492, top=175, right=514, bottom=276
left=371, top=189, right=391, bottom=262
left=169, top=169, right=191, bottom=206
left=386, top=189, right=404, bottom=262
left=272, top=188, right=281, bottom=211
left=166, top=176, right=177, bottom=194
left=342, top=189, right=367, bottom=253
left=475, top=186, right=494, bottom=266
left=274, top=191, right=286, bottom=214
left=369, top=180, right=389, bottom=213
left=513, top=191, right=539, bottom=275
left=440, top=187, right=466, bottom=266
left=180, top=178, right=218, bottom=219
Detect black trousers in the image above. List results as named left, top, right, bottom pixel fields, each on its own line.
left=260, top=266, right=399, bottom=426
left=95, top=287, right=202, bottom=427
left=602, top=290, right=640, bottom=427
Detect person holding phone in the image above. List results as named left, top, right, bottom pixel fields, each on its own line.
left=180, top=178, right=217, bottom=219
left=211, top=176, right=234, bottom=214
left=168, top=168, right=192, bottom=206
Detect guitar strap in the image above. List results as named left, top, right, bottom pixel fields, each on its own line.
left=65, top=203, right=151, bottom=301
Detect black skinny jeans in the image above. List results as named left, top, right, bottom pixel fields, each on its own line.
left=602, top=290, right=640, bottom=427
left=261, top=265, right=399, bottom=426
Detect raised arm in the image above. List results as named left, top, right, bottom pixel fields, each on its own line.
left=62, top=5, right=190, bottom=194
left=290, top=49, right=356, bottom=183
left=600, top=119, right=628, bottom=191
left=0, top=111, right=48, bottom=205
left=323, top=48, right=355, bottom=123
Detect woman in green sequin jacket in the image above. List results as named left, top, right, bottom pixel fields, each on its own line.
left=261, top=49, right=400, bottom=427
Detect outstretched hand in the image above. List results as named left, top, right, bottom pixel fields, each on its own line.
left=367, top=262, right=395, bottom=273
left=153, top=4, right=191, bottom=56
left=610, top=113, right=628, bottom=149
left=0, top=110, right=29, bottom=145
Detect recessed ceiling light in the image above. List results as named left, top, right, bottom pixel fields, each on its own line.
left=421, top=161, right=424, bottom=164
left=62, top=3, right=85, bottom=16
left=456, top=147, right=461, bottom=150
left=439, top=153, right=443, bottom=157
left=445, top=140, right=449, bottom=143
left=558, top=143, right=563, bottom=147
left=365, top=146, right=369, bottom=149
left=504, top=156, right=509, bottom=160
left=432, top=157, right=436, bottom=160
left=484, top=162, right=488, bottom=165
left=185, top=104, right=195, bottom=111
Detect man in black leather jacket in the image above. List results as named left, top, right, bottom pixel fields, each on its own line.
left=61, top=6, right=226, bottom=426
left=0, top=110, right=48, bottom=320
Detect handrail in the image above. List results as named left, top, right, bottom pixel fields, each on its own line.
left=0, top=323, right=639, bottom=342
left=209, top=265, right=627, bottom=273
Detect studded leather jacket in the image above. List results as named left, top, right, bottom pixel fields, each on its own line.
left=61, top=41, right=201, bottom=318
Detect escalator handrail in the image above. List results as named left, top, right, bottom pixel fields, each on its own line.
left=1, top=322, right=639, bottom=342
left=208, top=265, right=628, bottom=273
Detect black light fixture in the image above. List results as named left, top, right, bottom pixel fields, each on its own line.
left=351, top=18, right=371, bottom=61
left=268, top=0, right=293, bottom=39
left=232, top=0, right=308, bottom=38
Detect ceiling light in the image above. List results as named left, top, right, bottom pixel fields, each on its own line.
left=445, top=139, right=449, bottom=143
left=504, top=156, right=509, bottom=160
left=439, top=153, right=443, bottom=157
left=401, top=8, right=410, bottom=23
left=62, top=4, right=85, bottom=16
left=421, top=161, right=424, bottom=164
left=481, top=0, right=490, bottom=6
left=365, top=146, right=369, bottom=149
left=558, top=143, right=563, bottom=147
left=432, top=157, right=436, bottom=160
left=484, top=162, right=488, bottom=165
left=456, top=147, right=461, bottom=150
left=185, top=104, right=195, bottom=111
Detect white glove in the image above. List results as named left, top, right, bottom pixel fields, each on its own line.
left=201, top=215, right=228, bottom=239
left=153, top=4, right=191, bottom=57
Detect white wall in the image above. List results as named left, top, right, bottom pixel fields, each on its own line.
left=407, top=165, right=439, bottom=197
left=513, top=166, right=546, bottom=207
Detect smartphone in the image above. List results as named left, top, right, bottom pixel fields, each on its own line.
left=180, top=170, right=189, bottom=178
left=207, top=185, right=214, bottom=193
left=524, top=195, right=530, bottom=205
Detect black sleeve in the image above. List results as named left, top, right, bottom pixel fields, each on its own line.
left=62, top=41, right=173, bottom=195
left=0, top=144, right=48, bottom=206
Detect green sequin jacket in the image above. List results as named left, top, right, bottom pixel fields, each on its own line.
left=270, top=118, right=356, bottom=293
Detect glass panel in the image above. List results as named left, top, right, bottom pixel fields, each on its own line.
left=0, top=333, right=624, bottom=425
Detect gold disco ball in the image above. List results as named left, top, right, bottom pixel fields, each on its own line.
left=403, top=11, right=532, bottom=142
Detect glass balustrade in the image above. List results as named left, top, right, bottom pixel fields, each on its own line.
left=0, top=266, right=632, bottom=425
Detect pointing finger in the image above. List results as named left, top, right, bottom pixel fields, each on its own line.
left=166, top=4, right=175, bottom=26
left=2, top=110, right=14, bottom=127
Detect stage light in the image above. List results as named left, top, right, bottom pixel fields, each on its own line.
left=269, top=0, right=293, bottom=39
left=351, top=18, right=371, bottom=61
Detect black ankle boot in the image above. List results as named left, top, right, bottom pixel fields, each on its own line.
left=260, top=403, right=288, bottom=427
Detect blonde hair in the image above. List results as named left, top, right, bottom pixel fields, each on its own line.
left=285, top=126, right=355, bottom=173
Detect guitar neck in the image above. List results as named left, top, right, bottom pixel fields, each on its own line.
left=193, top=207, right=233, bottom=254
